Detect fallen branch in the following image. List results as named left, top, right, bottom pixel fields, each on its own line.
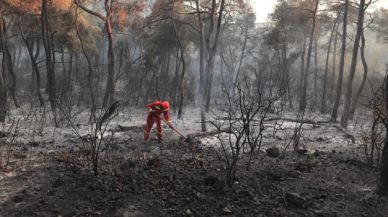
left=117, top=125, right=145, bottom=131
left=344, top=159, right=377, bottom=169
left=186, top=128, right=230, bottom=138
left=263, top=117, right=332, bottom=124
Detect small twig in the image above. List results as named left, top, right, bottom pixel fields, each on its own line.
left=90, top=195, right=112, bottom=207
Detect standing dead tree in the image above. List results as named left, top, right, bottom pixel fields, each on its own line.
left=299, top=0, right=319, bottom=112
left=332, top=0, right=349, bottom=122
left=18, top=16, right=45, bottom=107
left=0, top=12, right=20, bottom=109
left=349, top=16, right=373, bottom=120
left=171, top=1, right=186, bottom=119
left=0, top=10, right=9, bottom=122
left=321, top=7, right=342, bottom=114
left=359, top=99, right=384, bottom=167
left=74, top=0, right=116, bottom=106
left=74, top=5, right=98, bottom=125
left=377, top=66, right=388, bottom=196
left=210, top=82, right=280, bottom=187
left=341, top=0, right=372, bottom=129
left=57, top=100, right=119, bottom=175
left=192, top=0, right=226, bottom=131
left=41, top=0, right=57, bottom=126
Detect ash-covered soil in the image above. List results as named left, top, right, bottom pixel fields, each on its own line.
left=0, top=106, right=387, bottom=217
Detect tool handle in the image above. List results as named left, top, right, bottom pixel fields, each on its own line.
left=161, top=118, right=186, bottom=139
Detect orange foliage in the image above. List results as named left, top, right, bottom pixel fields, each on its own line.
left=4, top=0, right=71, bottom=13
left=5, top=0, right=40, bottom=13
left=51, top=0, right=72, bottom=10
left=113, top=4, right=130, bottom=30
left=112, top=0, right=147, bottom=29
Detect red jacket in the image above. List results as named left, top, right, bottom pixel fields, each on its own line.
left=146, top=101, right=171, bottom=122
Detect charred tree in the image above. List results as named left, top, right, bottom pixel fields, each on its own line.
left=231, top=18, right=249, bottom=95
left=349, top=27, right=368, bottom=119
left=321, top=8, right=342, bottom=114
left=379, top=67, right=388, bottom=196
left=74, top=0, right=116, bottom=106
left=41, top=0, right=57, bottom=123
left=75, top=6, right=96, bottom=122
left=299, top=0, right=319, bottom=112
left=171, top=3, right=186, bottom=120
left=2, top=14, right=20, bottom=108
left=330, top=21, right=340, bottom=106
left=0, top=10, right=8, bottom=121
left=299, top=34, right=306, bottom=101
left=313, top=37, right=318, bottom=109
left=332, top=0, right=349, bottom=122
left=18, top=17, right=45, bottom=106
left=195, top=0, right=206, bottom=131
left=204, top=0, right=226, bottom=114
left=340, top=0, right=366, bottom=128
left=16, top=42, right=21, bottom=67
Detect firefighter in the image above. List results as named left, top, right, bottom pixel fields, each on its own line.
left=144, top=101, right=172, bottom=144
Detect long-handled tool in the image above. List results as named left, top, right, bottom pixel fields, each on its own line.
left=161, top=117, right=193, bottom=143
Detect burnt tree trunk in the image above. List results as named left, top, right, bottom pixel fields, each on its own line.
left=299, top=0, right=319, bottom=112
left=61, top=46, right=67, bottom=84
left=0, top=11, right=8, bottom=121
left=281, top=31, right=292, bottom=110
left=105, top=19, right=116, bottom=105
left=145, top=69, right=157, bottom=103
left=204, top=0, right=226, bottom=114
left=349, top=28, right=368, bottom=120
left=74, top=0, right=116, bottom=106
left=75, top=6, right=95, bottom=121
left=136, top=67, right=148, bottom=106
left=171, top=5, right=186, bottom=119
left=195, top=0, right=206, bottom=131
left=30, top=39, right=36, bottom=91
left=1, top=14, right=20, bottom=108
left=31, top=38, right=40, bottom=92
left=3, top=32, right=20, bottom=108
left=18, top=17, right=44, bottom=106
left=17, top=42, right=21, bottom=67
left=67, top=51, right=73, bottom=91
left=332, top=0, right=349, bottom=122
left=299, top=34, right=306, bottom=101
left=205, top=63, right=214, bottom=113
left=322, top=8, right=341, bottom=114
left=172, top=46, right=180, bottom=113
left=12, top=41, right=16, bottom=66
left=50, top=29, right=56, bottom=91
left=379, top=67, right=388, bottom=196
left=231, top=20, right=249, bottom=95
left=330, top=23, right=340, bottom=107
left=313, top=38, right=318, bottom=110
left=156, top=67, right=161, bottom=101
left=42, top=0, right=57, bottom=119
left=75, top=54, right=79, bottom=82
left=340, top=0, right=365, bottom=129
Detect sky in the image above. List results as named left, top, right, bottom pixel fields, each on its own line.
left=252, top=0, right=388, bottom=23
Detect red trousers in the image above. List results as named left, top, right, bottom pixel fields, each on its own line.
left=144, top=113, right=163, bottom=141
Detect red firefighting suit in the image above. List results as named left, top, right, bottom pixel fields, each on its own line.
left=144, top=101, right=171, bottom=141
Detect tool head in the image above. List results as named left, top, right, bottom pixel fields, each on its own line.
left=184, top=135, right=194, bottom=144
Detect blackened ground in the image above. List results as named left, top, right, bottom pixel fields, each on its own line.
left=1, top=129, right=387, bottom=217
